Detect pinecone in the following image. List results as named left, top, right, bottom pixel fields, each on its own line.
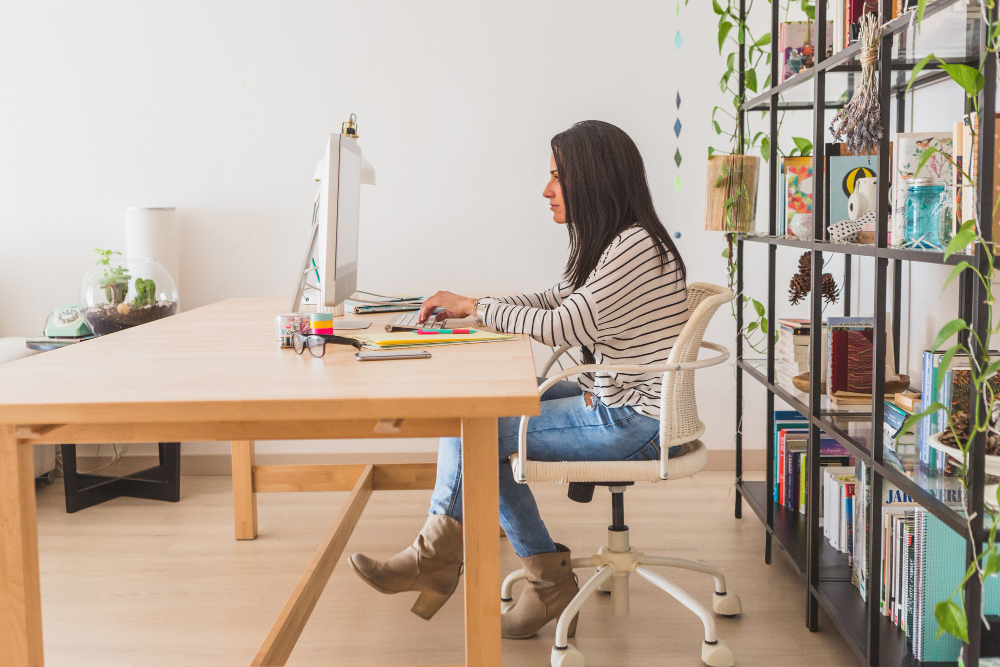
left=942, top=410, right=1000, bottom=456
left=798, top=252, right=811, bottom=273
left=789, top=272, right=811, bottom=305
left=822, top=273, right=841, bottom=305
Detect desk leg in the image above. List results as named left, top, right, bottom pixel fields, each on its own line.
left=461, top=417, right=501, bottom=667
left=232, top=440, right=258, bottom=540
left=0, top=425, right=45, bottom=666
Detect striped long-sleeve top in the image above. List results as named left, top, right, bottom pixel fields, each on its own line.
left=481, top=226, right=689, bottom=418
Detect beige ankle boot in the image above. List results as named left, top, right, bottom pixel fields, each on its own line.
left=501, top=544, right=580, bottom=639
left=349, top=514, right=464, bottom=620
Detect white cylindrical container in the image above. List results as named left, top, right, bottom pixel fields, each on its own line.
left=124, top=207, right=179, bottom=295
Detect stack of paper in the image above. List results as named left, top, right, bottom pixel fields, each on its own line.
left=347, top=331, right=514, bottom=350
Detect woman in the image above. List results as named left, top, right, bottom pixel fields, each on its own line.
left=350, top=120, right=689, bottom=639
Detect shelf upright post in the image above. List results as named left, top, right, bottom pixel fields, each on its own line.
left=804, top=0, right=828, bottom=634
left=735, top=0, right=747, bottom=522
left=867, top=2, right=896, bottom=662
left=964, top=8, right=996, bottom=665
left=762, top=0, right=780, bottom=567
left=892, top=39, right=907, bottom=375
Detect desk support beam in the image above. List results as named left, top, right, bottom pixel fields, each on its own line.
left=252, top=465, right=374, bottom=666
left=0, top=425, right=44, bottom=667
left=460, top=417, right=501, bottom=667
left=232, top=441, right=258, bottom=540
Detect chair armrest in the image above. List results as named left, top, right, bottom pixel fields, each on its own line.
left=540, top=345, right=574, bottom=377
left=515, top=341, right=730, bottom=483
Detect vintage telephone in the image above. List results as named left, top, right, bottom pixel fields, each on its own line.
left=43, top=305, right=94, bottom=339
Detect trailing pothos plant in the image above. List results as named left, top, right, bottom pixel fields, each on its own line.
left=710, top=0, right=815, bottom=354
left=897, top=1, right=1000, bottom=658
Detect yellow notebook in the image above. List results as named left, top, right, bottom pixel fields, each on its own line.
left=347, top=331, right=514, bottom=349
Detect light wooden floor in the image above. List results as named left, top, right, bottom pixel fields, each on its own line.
left=34, top=471, right=856, bottom=666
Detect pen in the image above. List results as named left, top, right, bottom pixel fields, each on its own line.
left=415, top=329, right=477, bottom=335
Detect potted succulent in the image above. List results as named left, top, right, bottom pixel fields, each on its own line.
left=80, top=248, right=178, bottom=335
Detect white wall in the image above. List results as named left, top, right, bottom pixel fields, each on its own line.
left=2, top=1, right=765, bottom=459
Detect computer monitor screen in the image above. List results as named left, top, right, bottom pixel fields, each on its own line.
left=335, top=142, right=361, bottom=282
left=316, top=134, right=362, bottom=307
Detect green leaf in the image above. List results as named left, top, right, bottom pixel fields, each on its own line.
left=984, top=549, right=1000, bottom=580
left=945, top=220, right=977, bottom=259
left=754, top=32, right=771, bottom=47
left=752, top=299, right=765, bottom=317
left=942, top=261, right=972, bottom=293
left=708, top=146, right=716, bottom=158
left=915, top=146, right=939, bottom=178
left=934, top=346, right=961, bottom=393
left=714, top=120, right=722, bottom=135
left=793, top=137, right=813, bottom=156
left=747, top=321, right=759, bottom=334
left=917, top=0, right=928, bottom=25
left=722, top=247, right=730, bottom=258
left=712, top=0, right=724, bottom=14
left=902, top=401, right=949, bottom=436
left=907, top=54, right=936, bottom=92
left=718, top=21, right=733, bottom=52
left=935, top=600, right=969, bottom=642
left=727, top=52, right=735, bottom=71
left=761, top=317, right=769, bottom=334
left=763, top=73, right=771, bottom=89
left=746, top=69, right=758, bottom=93
left=940, top=62, right=986, bottom=98
left=761, top=136, right=770, bottom=162
left=931, top=319, right=970, bottom=352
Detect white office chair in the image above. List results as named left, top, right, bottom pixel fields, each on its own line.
left=504, top=282, right=740, bottom=667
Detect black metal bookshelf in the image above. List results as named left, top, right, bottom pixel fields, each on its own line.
left=731, top=1, right=996, bottom=665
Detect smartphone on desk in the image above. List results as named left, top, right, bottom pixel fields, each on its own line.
left=355, top=349, right=432, bottom=361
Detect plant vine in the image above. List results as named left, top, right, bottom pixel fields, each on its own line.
left=710, top=0, right=816, bottom=354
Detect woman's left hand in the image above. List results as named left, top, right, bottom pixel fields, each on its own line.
left=418, top=291, right=477, bottom=323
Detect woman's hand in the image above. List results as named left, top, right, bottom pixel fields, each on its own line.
left=418, top=291, right=477, bottom=323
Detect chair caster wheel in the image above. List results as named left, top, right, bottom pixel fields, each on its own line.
left=702, top=639, right=735, bottom=667
left=551, top=643, right=585, bottom=667
left=500, top=599, right=515, bottom=614
left=712, top=591, right=742, bottom=617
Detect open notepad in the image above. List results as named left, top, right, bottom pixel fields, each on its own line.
left=346, top=331, right=515, bottom=349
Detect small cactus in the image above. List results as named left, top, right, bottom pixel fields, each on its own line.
left=133, top=278, right=157, bottom=307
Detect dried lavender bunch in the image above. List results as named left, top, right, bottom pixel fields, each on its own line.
left=830, top=14, right=881, bottom=156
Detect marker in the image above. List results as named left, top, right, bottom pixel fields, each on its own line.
left=415, top=329, right=476, bottom=335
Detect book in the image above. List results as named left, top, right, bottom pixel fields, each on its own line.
left=774, top=410, right=808, bottom=501
left=779, top=21, right=834, bottom=83
left=952, top=120, right=964, bottom=238
left=777, top=318, right=811, bottom=335
left=891, top=132, right=955, bottom=246
left=827, top=154, right=878, bottom=225
left=783, top=156, right=814, bottom=236
left=827, top=317, right=873, bottom=396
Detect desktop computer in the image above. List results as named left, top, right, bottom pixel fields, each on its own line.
left=291, top=118, right=377, bottom=328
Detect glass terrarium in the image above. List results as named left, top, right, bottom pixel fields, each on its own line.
left=80, top=251, right=178, bottom=335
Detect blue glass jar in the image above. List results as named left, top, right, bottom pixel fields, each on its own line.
left=903, top=178, right=946, bottom=249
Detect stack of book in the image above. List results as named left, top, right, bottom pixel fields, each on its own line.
left=875, top=502, right=1000, bottom=662
left=823, top=466, right=856, bottom=558
left=773, top=410, right=853, bottom=515
left=776, top=319, right=810, bottom=389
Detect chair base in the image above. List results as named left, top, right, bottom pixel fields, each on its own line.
left=503, top=523, right=741, bottom=667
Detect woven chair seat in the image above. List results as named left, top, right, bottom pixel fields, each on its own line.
left=510, top=439, right=707, bottom=484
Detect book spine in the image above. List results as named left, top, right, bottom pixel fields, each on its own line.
left=799, top=452, right=807, bottom=515
left=920, top=351, right=935, bottom=470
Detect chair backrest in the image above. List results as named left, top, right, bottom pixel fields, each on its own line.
left=663, top=282, right=734, bottom=445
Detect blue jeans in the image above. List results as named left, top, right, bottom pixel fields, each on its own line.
left=429, top=378, right=662, bottom=558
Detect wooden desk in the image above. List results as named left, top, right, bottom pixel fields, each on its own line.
left=0, top=298, right=540, bottom=667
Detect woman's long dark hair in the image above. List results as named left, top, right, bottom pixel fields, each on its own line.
left=551, top=120, right=685, bottom=290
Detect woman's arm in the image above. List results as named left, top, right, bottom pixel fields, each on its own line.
left=415, top=282, right=569, bottom=323
left=414, top=285, right=599, bottom=348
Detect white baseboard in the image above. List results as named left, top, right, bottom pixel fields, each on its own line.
left=74, top=448, right=766, bottom=476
